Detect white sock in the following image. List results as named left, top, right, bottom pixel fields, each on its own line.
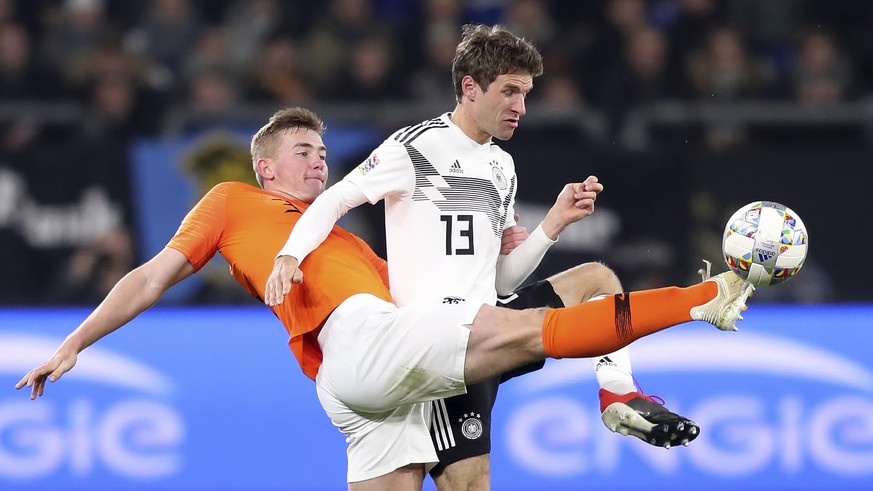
left=592, top=347, right=636, bottom=395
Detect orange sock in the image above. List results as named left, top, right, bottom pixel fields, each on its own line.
left=542, top=282, right=718, bottom=359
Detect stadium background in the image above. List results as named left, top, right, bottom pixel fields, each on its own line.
left=1, top=0, right=871, bottom=490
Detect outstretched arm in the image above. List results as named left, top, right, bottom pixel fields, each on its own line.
left=15, top=247, right=194, bottom=399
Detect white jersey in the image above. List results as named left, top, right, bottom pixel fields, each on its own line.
left=344, top=113, right=517, bottom=307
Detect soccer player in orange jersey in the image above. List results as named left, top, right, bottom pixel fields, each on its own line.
left=18, top=107, right=753, bottom=491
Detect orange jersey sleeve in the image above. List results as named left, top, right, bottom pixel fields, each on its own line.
left=167, top=181, right=393, bottom=380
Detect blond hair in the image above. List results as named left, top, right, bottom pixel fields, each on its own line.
left=250, top=107, right=326, bottom=187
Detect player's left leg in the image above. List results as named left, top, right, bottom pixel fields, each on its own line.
left=428, top=266, right=621, bottom=491
left=465, top=269, right=754, bottom=381
left=428, top=381, right=496, bottom=490
left=546, top=262, right=701, bottom=448
left=427, top=277, right=567, bottom=490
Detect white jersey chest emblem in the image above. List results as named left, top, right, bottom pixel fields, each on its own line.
left=491, top=163, right=508, bottom=191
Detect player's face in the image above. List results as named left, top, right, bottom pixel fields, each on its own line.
left=270, top=128, right=328, bottom=203
left=473, top=73, right=533, bottom=142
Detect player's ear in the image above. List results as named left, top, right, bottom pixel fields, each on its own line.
left=256, top=158, right=273, bottom=181
left=462, top=75, right=477, bottom=101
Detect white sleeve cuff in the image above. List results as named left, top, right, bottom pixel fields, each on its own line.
left=495, top=223, right=556, bottom=295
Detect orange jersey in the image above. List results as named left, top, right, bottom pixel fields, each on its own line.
left=166, top=181, right=392, bottom=380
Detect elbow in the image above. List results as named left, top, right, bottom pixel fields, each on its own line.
left=494, top=273, right=516, bottom=297
left=495, top=256, right=523, bottom=296
left=496, top=285, right=515, bottom=297
left=142, top=280, right=167, bottom=306
left=132, top=268, right=172, bottom=308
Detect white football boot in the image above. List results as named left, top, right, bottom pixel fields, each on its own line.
left=690, top=260, right=755, bottom=331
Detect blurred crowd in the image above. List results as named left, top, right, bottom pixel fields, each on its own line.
left=1, top=0, right=866, bottom=305
left=3, top=0, right=870, bottom=125
left=3, top=0, right=871, bottom=135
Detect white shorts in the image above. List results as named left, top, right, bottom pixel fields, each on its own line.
left=315, top=293, right=479, bottom=482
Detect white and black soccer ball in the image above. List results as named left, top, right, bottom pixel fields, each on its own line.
left=722, top=201, right=809, bottom=286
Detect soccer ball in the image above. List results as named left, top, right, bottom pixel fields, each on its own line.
left=722, top=201, right=808, bottom=286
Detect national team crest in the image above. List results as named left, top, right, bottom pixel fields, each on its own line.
left=491, top=165, right=507, bottom=190
left=459, top=413, right=483, bottom=439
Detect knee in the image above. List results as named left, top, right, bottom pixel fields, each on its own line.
left=585, top=261, right=623, bottom=295
left=550, top=261, right=623, bottom=304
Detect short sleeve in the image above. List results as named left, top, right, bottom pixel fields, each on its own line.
left=165, top=184, right=227, bottom=271
left=342, top=138, right=414, bottom=204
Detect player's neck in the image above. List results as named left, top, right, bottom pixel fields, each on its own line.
left=264, top=187, right=311, bottom=205
left=449, top=105, right=492, bottom=145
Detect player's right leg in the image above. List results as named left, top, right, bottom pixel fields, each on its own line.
left=545, top=263, right=639, bottom=392
left=548, top=262, right=701, bottom=449
left=599, top=388, right=699, bottom=448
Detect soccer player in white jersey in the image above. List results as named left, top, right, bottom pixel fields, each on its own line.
left=269, top=24, right=698, bottom=490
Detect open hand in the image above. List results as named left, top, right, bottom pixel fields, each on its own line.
left=264, top=256, right=303, bottom=306
left=15, top=350, right=78, bottom=400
